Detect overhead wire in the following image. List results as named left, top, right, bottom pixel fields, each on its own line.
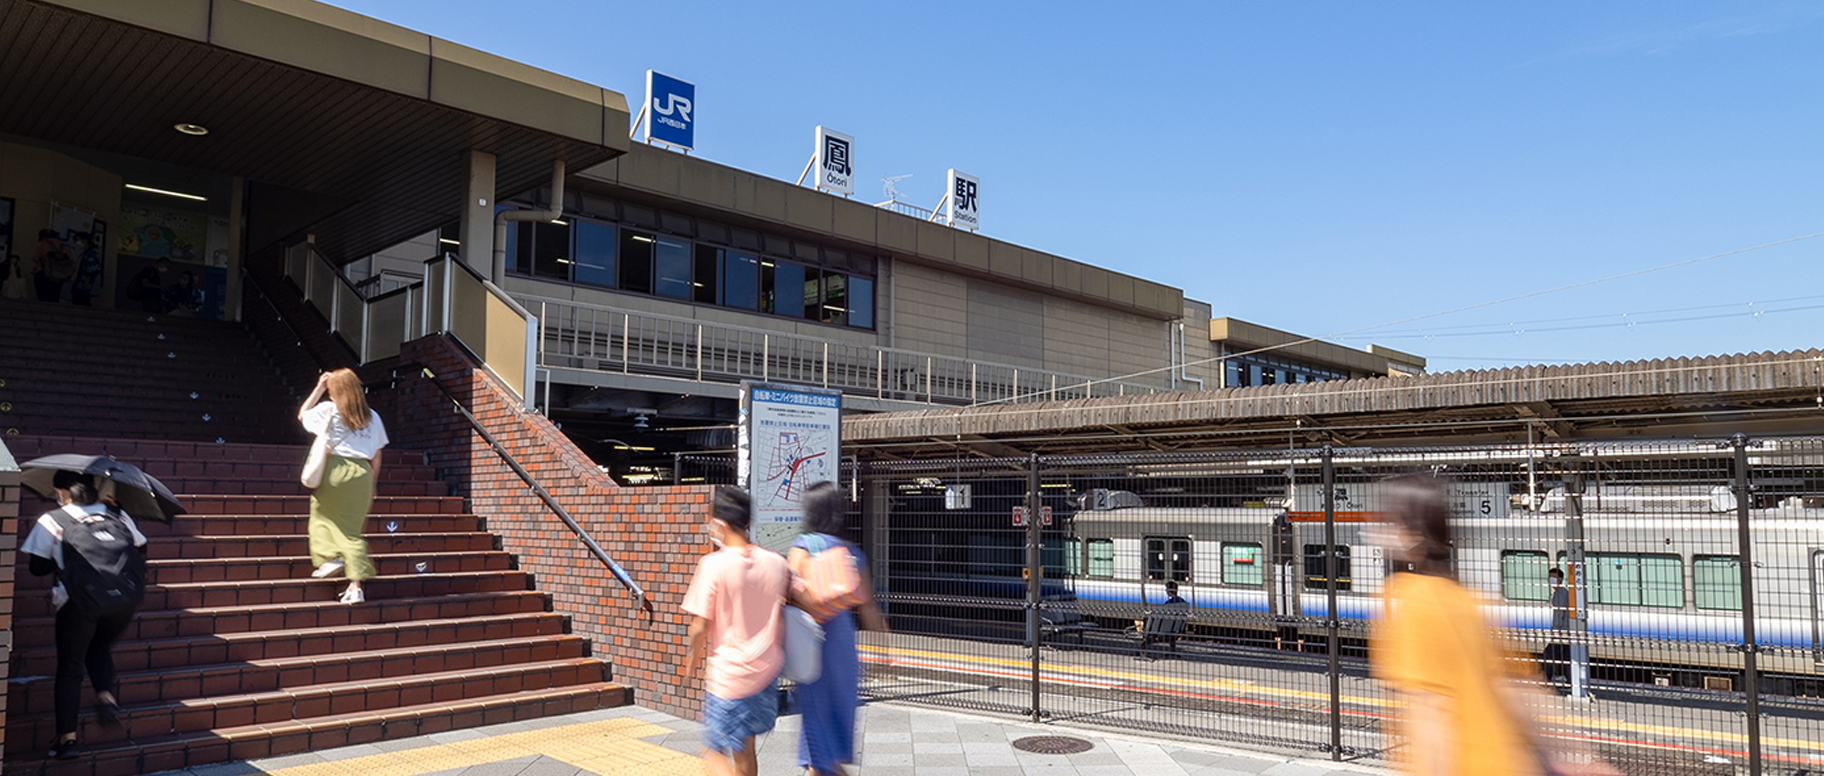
left=967, top=229, right=1824, bottom=408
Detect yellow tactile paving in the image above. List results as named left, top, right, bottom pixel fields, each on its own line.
left=264, top=717, right=703, bottom=776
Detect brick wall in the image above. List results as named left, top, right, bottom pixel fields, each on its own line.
left=382, top=335, right=715, bottom=719
left=0, top=454, right=21, bottom=765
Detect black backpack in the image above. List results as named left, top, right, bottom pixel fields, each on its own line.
left=52, top=507, right=146, bottom=612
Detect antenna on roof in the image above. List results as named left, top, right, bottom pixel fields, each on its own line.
left=881, top=174, right=913, bottom=203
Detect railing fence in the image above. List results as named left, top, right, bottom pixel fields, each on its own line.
left=849, top=435, right=1824, bottom=775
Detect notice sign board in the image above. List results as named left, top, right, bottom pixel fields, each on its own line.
left=814, top=126, right=854, bottom=196
left=739, top=381, right=842, bottom=553
left=644, top=70, right=695, bottom=150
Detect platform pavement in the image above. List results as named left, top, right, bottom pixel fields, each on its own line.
left=153, top=701, right=1388, bottom=776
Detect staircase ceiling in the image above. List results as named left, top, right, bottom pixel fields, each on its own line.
left=0, top=0, right=628, bottom=263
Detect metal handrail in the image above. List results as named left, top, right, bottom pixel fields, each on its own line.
left=521, top=292, right=1165, bottom=402
left=403, top=361, right=653, bottom=619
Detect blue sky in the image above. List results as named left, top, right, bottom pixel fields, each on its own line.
left=334, top=1, right=1823, bottom=373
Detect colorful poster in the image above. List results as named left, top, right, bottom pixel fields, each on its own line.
left=118, top=203, right=206, bottom=262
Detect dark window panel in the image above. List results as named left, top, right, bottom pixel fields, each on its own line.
left=724, top=251, right=759, bottom=309
left=655, top=236, right=691, bottom=299
left=573, top=221, right=615, bottom=287
left=692, top=245, right=719, bottom=304
left=822, top=273, right=848, bottom=325
left=769, top=260, right=805, bottom=318
left=530, top=221, right=572, bottom=281
left=848, top=276, right=873, bottom=328
left=802, top=268, right=822, bottom=320
left=619, top=230, right=655, bottom=293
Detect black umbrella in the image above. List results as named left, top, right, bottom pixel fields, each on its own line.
left=18, top=454, right=186, bottom=523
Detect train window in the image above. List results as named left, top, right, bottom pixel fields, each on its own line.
left=1501, top=551, right=1552, bottom=601
left=1303, top=543, right=1352, bottom=591
left=1588, top=553, right=1683, bottom=608
left=1693, top=555, right=1742, bottom=611
left=1146, top=537, right=1192, bottom=583
left=1087, top=539, right=1114, bottom=579
left=1222, top=543, right=1264, bottom=587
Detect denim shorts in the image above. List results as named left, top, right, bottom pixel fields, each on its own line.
left=700, top=681, right=780, bottom=754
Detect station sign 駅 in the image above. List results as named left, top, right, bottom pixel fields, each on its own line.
left=946, top=169, right=979, bottom=230
left=814, top=126, right=855, bottom=196
left=644, top=70, right=695, bottom=150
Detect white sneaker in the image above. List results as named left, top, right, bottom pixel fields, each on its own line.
left=311, top=559, right=345, bottom=578
left=338, top=587, right=365, bottom=604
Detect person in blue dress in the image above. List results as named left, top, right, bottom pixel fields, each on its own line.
left=789, top=482, right=888, bottom=776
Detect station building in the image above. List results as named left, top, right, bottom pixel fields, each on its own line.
left=0, top=0, right=1425, bottom=481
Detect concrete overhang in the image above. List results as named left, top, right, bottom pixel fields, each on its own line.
left=575, top=144, right=1185, bottom=321
left=2, top=0, right=630, bottom=261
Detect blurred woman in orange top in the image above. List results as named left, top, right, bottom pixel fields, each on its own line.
left=1371, top=476, right=1616, bottom=776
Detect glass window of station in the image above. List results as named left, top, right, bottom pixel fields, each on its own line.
left=1223, top=353, right=1346, bottom=388
left=499, top=202, right=875, bottom=330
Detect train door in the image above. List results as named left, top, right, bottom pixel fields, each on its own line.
left=1143, top=536, right=1193, bottom=607
left=1268, top=514, right=1300, bottom=621
left=1812, top=550, right=1824, bottom=667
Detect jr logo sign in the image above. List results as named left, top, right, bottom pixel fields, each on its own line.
left=644, top=70, right=695, bottom=150
left=814, top=126, right=855, bottom=196
left=946, top=169, right=980, bottom=230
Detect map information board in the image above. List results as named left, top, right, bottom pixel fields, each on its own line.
left=738, top=381, right=842, bottom=553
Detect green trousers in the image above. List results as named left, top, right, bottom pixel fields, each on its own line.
left=308, top=455, right=377, bottom=580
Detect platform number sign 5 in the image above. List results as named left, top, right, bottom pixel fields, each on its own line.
left=644, top=71, right=696, bottom=150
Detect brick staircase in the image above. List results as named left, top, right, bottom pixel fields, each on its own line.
left=0, top=300, right=632, bottom=775
left=0, top=299, right=305, bottom=443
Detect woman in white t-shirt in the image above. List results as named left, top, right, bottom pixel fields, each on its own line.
left=298, top=369, right=389, bottom=604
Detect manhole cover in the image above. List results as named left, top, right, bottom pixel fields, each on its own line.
left=1011, top=736, right=1093, bottom=755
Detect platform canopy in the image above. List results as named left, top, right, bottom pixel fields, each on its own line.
left=0, top=0, right=629, bottom=261
left=843, top=349, right=1824, bottom=458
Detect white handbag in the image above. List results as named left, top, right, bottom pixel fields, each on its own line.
left=780, top=605, right=825, bottom=684
left=1, top=257, right=28, bottom=300
left=300, top=432, right=329, bottom=488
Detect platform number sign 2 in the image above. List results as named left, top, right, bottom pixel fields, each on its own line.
left=644, top=70, right=695, bottom=150
left=946, top=169, right=979, bottom=230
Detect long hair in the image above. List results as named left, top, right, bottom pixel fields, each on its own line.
left=801, top=481, right=848, bottom=538
left=1383, top=475, right=1454, bottom=578
left=324, top=368, right=371, bottom=430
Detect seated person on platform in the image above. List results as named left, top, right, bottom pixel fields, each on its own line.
left=163, top=270, right=204, bottom=315
left=127, top=258, right=169, bottom=312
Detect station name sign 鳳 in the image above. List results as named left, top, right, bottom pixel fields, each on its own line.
left=814, top=126, right=855, bottom=196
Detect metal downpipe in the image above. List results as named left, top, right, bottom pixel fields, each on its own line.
left=492, top=160, right=566, bottom=284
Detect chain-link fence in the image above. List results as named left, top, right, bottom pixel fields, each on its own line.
left=845, top=435, right=1824, bottom=776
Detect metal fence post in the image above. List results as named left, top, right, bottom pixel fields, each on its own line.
left=1565, top=455, right=1591, bottom=702
left=672, top=452, right=682, bottom=486
left=1734, top=433, right=1763, bottom=776
left=1027, top=452, right=1042, bottom=723
left=1322, top=446, right=1341, bottom=760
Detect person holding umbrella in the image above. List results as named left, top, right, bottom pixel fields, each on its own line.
left=20, top=471, right=149, bottom=760
left=299, top=368, right=388, bottom=604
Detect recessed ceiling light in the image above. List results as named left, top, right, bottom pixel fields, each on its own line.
left=125, top=183, right=207, bottom=202
left=173, top=123, right=209, bottom=136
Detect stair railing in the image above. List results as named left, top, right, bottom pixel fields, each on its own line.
left=401, top=362, right=653, bottom=620
left=280, top=241, right=539, bottom=413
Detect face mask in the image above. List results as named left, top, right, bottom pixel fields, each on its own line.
left=705, top=520, right=725, bottom=549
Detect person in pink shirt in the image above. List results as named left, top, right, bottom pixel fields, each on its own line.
left=680, top=487, right=790, bottom=776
